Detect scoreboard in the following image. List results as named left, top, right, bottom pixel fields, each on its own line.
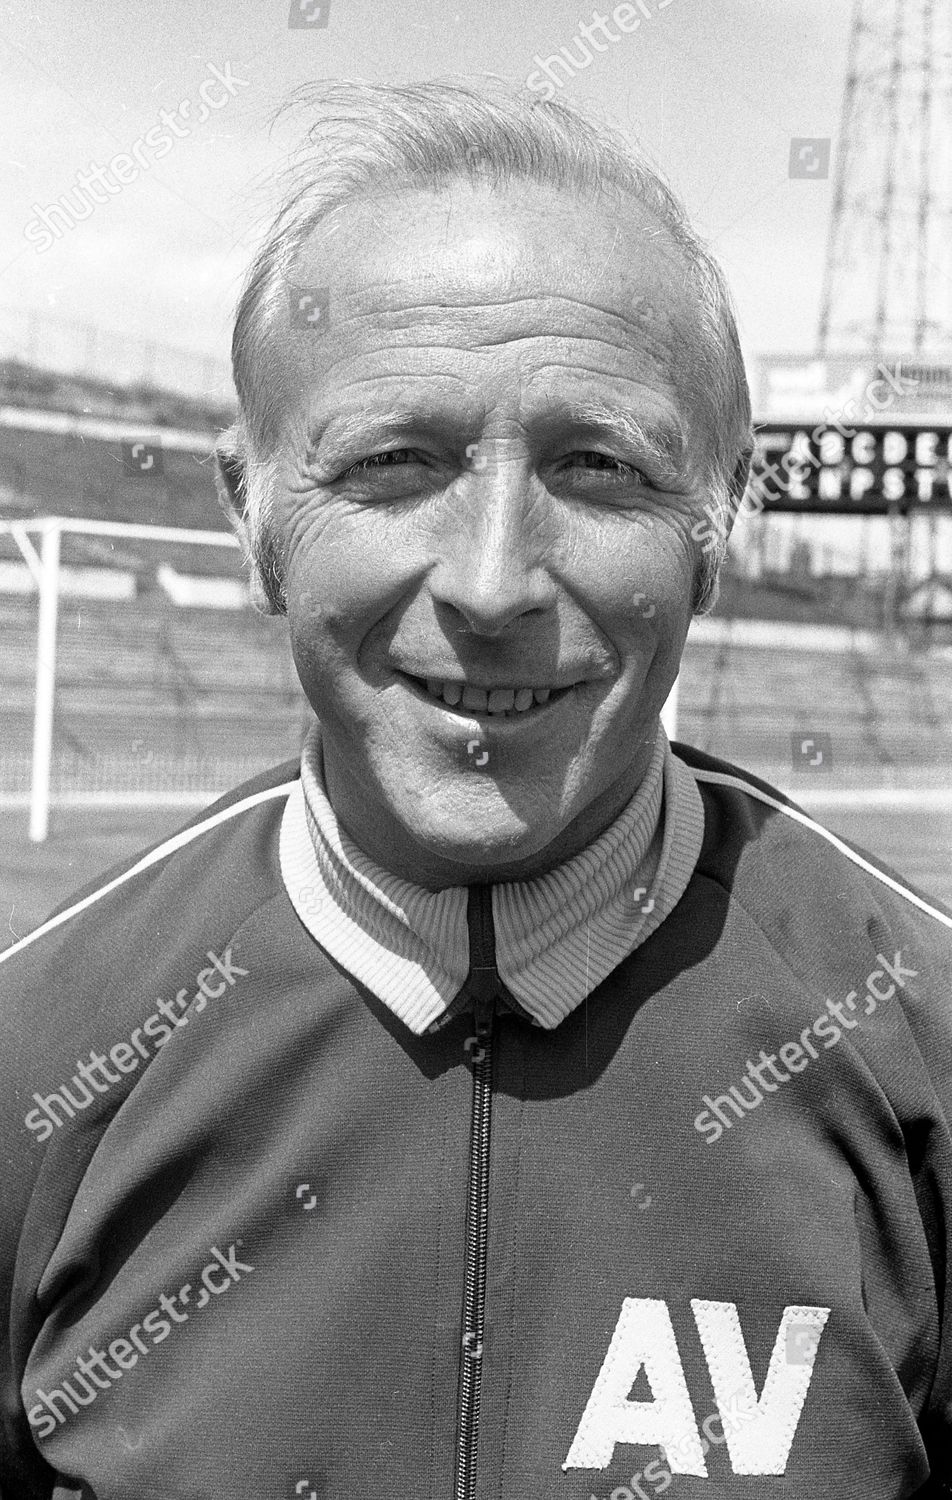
left=751, top=423, right=952, bottom=514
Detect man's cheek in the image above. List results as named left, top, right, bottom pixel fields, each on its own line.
left=289, top=632, right=348, bottom=698
left=284, top=562, right=362, bottom=653
left=286, top=615, right=347, bottom=709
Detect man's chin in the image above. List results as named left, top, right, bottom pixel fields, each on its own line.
left=394, top=794, right=569, bottom=885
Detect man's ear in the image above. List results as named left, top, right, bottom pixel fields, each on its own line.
left=214, top=424, right=284, bottom=615
left=214, top=421, right=252, bottom=542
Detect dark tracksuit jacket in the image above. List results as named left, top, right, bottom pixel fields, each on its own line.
left=1, top=744, right=951, bottom=1500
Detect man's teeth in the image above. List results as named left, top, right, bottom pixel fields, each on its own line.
left=423, top=678, right=556, bottom=713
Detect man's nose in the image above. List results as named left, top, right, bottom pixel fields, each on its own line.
left=430, top=455, right=557, bottom=637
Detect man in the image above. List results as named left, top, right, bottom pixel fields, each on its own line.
left=1, top=79, right=951, bottom=1500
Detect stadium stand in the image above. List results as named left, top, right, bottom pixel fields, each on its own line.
left=0, top=425, right=225, bottom=541
left=678, top=632, right=952, bottom=788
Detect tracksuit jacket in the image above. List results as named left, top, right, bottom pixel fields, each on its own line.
left=1, top=736, right=951, bottom=1500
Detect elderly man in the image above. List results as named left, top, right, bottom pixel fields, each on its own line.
left=2, top=79, right=951, bottom=1500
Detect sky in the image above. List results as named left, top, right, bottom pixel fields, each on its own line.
left=0, top=0, right=851, bottom=401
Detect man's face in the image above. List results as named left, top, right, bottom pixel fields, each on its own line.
left=267, top=177, right=710, bottom=888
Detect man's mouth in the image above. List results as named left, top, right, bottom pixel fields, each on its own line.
left=396, top=672, right=575, bottom=717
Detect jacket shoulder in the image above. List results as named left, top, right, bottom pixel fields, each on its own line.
left=673, top=739, right=952, bottom=946
left=0, top=757, right=301, bottom=980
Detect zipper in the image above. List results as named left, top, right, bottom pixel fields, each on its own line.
left=454, top=883, right=499, bottom=1500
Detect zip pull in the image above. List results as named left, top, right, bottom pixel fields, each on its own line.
left=463, top=993, right=495, bottom=1068
left=465, top=882, right=501, bottom=1019
left=472, top=989, right=496, bottom=1042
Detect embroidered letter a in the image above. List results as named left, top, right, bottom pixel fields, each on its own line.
left=562, top=1297, right=829, bottom=1476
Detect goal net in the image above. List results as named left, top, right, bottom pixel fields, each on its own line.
left=0, top=516, right=309, bottom=839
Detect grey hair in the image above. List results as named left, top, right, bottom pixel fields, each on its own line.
left=228, top=77, right=753, bottom=616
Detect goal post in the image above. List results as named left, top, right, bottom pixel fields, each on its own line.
left=31, top=521, right=59, bottom=843
left=0, top=515, right=297, bottom=842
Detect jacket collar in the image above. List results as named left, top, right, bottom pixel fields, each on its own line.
left=279, top=719, right=704, bottom=1034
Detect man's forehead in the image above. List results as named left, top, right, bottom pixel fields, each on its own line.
left=278, top=179, right=702, bottom=452
left=286, top=178, right=697, bottom=351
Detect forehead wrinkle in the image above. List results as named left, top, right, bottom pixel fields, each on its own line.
left=296, top=369, right=476, bottom=445
left=292, top=285, right=692, bottom=388
left=328, top=284, right=670, bottom=336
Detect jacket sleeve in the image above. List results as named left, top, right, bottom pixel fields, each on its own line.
left=872, top=887, right=952, bottom=1492
left=0, top=924, right=80, bottom=1498
left=0, top=851, right=150, bottom=1498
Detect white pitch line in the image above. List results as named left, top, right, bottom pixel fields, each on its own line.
left=0, top=791, right=217, bottom=809
left=787, top=789, right=952, bottom=809
left=0, top=788, right=949, bottom=812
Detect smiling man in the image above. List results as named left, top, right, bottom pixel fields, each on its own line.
left=245, top=153, right=707, bottom=891
left=2, top=79, right=952, bottom=1500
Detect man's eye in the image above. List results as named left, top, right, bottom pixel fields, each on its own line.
left=565, top=451, right=644, bottom=480
left=343, top=449, right=421, bottom=477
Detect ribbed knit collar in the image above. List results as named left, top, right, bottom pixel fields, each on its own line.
left=279, top=719, right=705, bottom=1034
